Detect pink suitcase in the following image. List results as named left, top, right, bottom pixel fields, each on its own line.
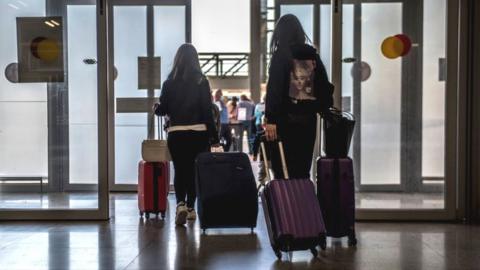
left=260, top=140, right=326, bottom=260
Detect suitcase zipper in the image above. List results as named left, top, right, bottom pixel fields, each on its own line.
left=153, top=163, right=160, bottom=213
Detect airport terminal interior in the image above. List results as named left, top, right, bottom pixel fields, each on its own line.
left=1, top=0, right=480, bottom=269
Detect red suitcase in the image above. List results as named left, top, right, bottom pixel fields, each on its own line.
left=260, top=140, right=326, bottom=260
left=138, top=160, right=170, bottom=219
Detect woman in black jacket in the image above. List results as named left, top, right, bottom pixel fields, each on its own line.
left=154, top=44, right=219, bottom=226
left=265, top=14, right=333, bottom=179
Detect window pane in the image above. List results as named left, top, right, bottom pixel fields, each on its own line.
left=0, top=1, right=47, bottom=178
left=422, top=0, right=446, bottom=177
left=360, top=3, right=402, bottom=185
left=115, top=114, right=147, bottom=184
left=154, top=6, right=186, bottom=85
left=280, top=5, right=314, bottom=42
left=68, top=5, right=98, bottom=184
left=193, top=0, right=250, bottom=52
left=320, top=5, right=331, bottom=79
left=113, top=6, right=147, bottom=185
left=349, top=1, right=446, bottom=209
left=0, top=1, right=100, bottom=209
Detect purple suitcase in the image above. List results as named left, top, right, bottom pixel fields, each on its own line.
left=260, top=140, right=326, bottom=260
left=316, top=157, right=357, bottom=246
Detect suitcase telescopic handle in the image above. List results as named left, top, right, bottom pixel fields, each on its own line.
left=260, top=136, right=289, bottom=181
left=157, top=115, right=162, bottom=140
left=148, top=114, right=165, bottom=140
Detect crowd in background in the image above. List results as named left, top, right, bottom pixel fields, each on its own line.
left=213, top=89, right=265, bottom=157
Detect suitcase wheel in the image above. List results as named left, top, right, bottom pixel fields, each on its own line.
left=139, top=211, right=144, bottom=217
left=286, top=251, right=293, bottom=261
left=145, top=213, right=150, bottom=219
left=161, top=212, right=166, bottom=219
left=348, top=230, right=357, bottom=247
left=319, top=235, right=327, bottom=250
left=310, top=248, right=318, bottom=258
left=348, top=236, right=357, bottom=247
left=274, top=249, right=282, bottom=260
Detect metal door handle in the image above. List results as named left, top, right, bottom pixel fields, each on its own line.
left=342, top=57, right=357, bottom=63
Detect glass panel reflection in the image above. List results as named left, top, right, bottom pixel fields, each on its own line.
left=341, top=1, right=447, bottom=209
left=0, top=1, right=99, bottom=209
left=360, top=3, right=402, bottom=185
left=113, top=6, right=147, bottom=185
left=280, top=5, right=314, bottom=42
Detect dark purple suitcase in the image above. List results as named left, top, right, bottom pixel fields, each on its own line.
left=316, top=157, right=357, bottom=246
left=260, top=140, right=326, bottom=260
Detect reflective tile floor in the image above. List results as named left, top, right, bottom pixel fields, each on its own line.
left=0, top=194, right=479, bottom=270
left=0, top=192, right=98, bottom=209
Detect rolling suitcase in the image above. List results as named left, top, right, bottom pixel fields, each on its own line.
left=316, top=157, right=357, bottom=246
left=138, top=160, right=170, bottom=219
left=195, top=152, right=258, bottom=232
left=260, top=139, right=326, bottom=260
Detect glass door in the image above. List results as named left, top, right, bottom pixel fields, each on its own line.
left=108, top=0, right=191, bottom=191
left=275, top=0, right=458, bottom=220
left=0, top=0, right=108, bottom=219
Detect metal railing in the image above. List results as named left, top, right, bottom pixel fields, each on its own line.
left=199, top=53, right=249, bottom=77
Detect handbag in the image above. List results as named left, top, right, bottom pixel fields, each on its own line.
left=322, top=108, right=355, bottom=158
left=141, top=115, right=171, bottom=162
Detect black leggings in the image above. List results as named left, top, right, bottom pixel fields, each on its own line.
left=168, top=131, right=209, bottom=208
left=219, top=124, right=232, bottom=152
left=271, top=114, right=317, bottom=179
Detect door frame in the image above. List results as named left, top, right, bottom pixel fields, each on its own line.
left=275, top=0, right=459, bottom=220
left=0, top=0, right=110, bottom=220
left=461, top=0, right=480, bottom=222
left=107, top=0, right=191, bottom=192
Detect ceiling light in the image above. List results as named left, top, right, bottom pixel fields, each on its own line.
left=17, top=1, right=27, bottom=7
left=8, top=3, right=19, bottom=9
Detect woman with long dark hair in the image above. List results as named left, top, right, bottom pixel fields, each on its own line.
left=265, top=14, right=333, bottom=179
left=154, top=44, right=219, bottom=226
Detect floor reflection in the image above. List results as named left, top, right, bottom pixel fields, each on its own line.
left=0, top=195, right=478, bottom=270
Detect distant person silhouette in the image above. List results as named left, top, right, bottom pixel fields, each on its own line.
left=214, top=89, right=232, bottom=152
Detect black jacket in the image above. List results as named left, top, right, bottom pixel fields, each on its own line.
left=155, top=76, right=219, bottom=145
left=265, top=44, right=334, bottom=125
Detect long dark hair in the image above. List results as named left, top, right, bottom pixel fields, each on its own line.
left=168, top=43, right=203, bottom=82
left=269, top=14, right=311, bottom=54
left=230, top=97, right=238, bottom=112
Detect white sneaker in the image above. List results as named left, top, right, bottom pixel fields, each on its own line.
left=187, top=208, right=197, bottom=220
left=175, top=202, right=188, bottom=225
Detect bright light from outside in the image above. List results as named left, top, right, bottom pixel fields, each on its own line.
left=192, top=0, right=250, bottom=53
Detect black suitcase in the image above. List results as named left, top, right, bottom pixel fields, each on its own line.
left=195, top=152, right=258, bottom=232
left=317, top=157, right=357, bottom=246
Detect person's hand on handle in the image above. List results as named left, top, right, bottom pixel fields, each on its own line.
left=211, top=143, right=224, bottom=153
left=265, top=124, right=277, bottom=141
left=153, top=103, right=160, bottom=114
